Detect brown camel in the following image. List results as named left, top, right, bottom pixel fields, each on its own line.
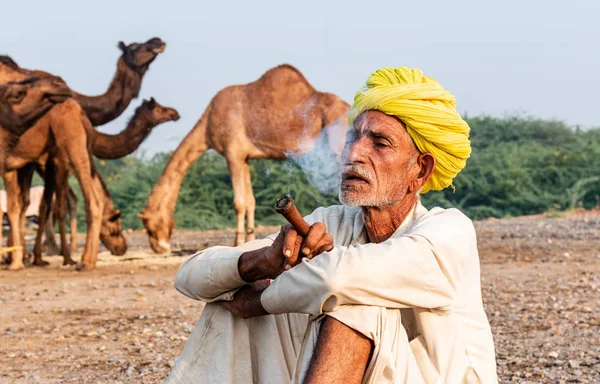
left=1, top=87, right=126, bottom=270
left=0, top=37, right=166, bottom=126
left=140, top=64, right=349, bottom=253
left=1, top=39, right=166, bottom=268
left=0, top=77, right=72, bottom=260
left=38, top=98, right=180, bottom=258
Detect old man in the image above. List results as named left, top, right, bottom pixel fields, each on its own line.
left=166, top=67, right=497, bottom=383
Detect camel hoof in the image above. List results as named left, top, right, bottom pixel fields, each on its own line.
left=75, top=263, right=95, bottom=272
left=32, top=259, right=50, bottom=267
left=63, top=258, right=76, bottom=266
left=8, top=262, right=25, bottom=271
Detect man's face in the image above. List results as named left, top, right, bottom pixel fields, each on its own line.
left=339, top=110, right=420, bottom=207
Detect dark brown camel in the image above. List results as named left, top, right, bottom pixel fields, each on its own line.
left=0, top=37, right=166, bottom=126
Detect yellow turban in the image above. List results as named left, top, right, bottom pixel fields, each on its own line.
left=349, top=66, right=471, bottom=193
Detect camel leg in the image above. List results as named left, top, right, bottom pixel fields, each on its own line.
left=42, top=204, right=60, bottom=255
left=16, top=165, right=42, bottom=266
left=54, top=166, right=74, bottom=265
left=34, top=194, right=53, bottom=260
left=50, top=112, right=103, bottom=271
left=4, top=171, right=25, bottom=270
left=19, top=167, right=34, bottom=265
left=33, top=160, right=56, bottom=263
left=67, top=188, right=78, bottom=253
left=243, top=163, right=256, bottom=242
left=226, top=157, right=247, bottom=247
left=71, top=166, right=103, bottom=271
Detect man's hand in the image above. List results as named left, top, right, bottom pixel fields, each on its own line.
left=221, top=279, right=270, bottom=319
left=269, top=222, right=334, bottom=272
left=238, top=222, right=334, bottom=283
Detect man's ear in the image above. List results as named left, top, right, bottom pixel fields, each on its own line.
left=409, top=153, right=436, bottom=193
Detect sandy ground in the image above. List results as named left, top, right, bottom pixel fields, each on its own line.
left=1, top=213, right=599, bottom=383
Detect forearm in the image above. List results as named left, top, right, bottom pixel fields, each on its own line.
left=174, top=239, right=272, bottom=302
left=261, top=235, right=461, bottom=316
left=303, top=316, right=373, bottom=384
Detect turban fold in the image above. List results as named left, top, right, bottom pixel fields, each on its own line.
left=349, top=67, right=471, bottom=193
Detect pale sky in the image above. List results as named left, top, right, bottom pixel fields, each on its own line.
left=2, top=0, right=599, bottom=156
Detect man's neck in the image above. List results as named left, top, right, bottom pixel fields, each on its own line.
left=362, top=194, right=419, bottom=244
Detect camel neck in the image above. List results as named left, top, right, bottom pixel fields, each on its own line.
left=145, top=110, right=210, bottom=212
left=73, top=58, right=143, bottom=126
left=90, top=109, right=154, bottom=160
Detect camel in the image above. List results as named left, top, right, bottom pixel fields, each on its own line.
left=0, top=76, right=72, bottom=263
left=38, top=98, right=180, bottom=259
left=2, top=99, right=127, bottom=270
left=140, top=64, right=349, bottom=253
left=0, top=63, right=126, bottom=270
left=0, top=76, right=72, bottom=175
left=1, top=37, right=166, bottom=126
left=1, top=39, right=167, bottom=269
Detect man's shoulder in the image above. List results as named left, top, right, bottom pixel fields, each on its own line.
left=412, top=205, right=475, bottom=238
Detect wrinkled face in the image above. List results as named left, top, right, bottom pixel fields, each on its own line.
left=339, top=110, right=421, bottom=207
left=119, top=37, right=166, bottom=70
left=141, top=210, right=174, bottom=254
left=144, top=98, right=180, bottom=124
left=100, top=209, right=127, bottom=256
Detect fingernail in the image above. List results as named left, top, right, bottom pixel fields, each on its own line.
left=284, top=250, right=291, bottom=257
left=302, top=247, right=310, bottom=255
left=284, top=264, right=291, bottom=270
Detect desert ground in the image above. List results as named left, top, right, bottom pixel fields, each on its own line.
left=1, top=212, right=599, bottom=383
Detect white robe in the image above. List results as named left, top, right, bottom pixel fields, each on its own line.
left=167, top=203, right=498, bottom=383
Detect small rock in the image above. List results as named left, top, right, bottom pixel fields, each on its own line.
left=548, top=351, right=559, bottom=359
left=125, top=365, right=135, bottom=377
left=568, top=359, right=580, bottom=368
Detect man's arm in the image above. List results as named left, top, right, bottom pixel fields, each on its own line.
left=175, top=219, right=334, bottom=304
left=174, top=238, right=274, bottom=302
left=261, top=210, right=473, bottom=316
left=303, top=316, right=373, bottom=384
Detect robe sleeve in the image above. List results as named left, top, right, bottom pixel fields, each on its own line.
left=174, top=239, right=274, bottom=302
left=261, top=208, right=475, bottom=316
left=173, top=206, right=336, bottom=303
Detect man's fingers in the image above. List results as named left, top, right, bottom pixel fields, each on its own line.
left=283, top=225, right=298, bottom=260
left=285, top=235, right=304, bottom=269
left=308, top=233, right=334, bottom=259
left=302, top=223, right=326, bottom=257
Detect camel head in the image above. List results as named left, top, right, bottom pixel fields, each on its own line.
left=0, top=55, right=20, bottom=70
left=138, top=207, right=174, bottom=254
left=100, top=208, right=127, bottom=256
left=141, top=97, right=181, bottom=124
left=0, top=76, right=72, bottom=135
left=118, top=37, right=166, bottom=74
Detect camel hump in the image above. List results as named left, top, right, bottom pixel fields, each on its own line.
left=254, top=64, right=316, bottom=91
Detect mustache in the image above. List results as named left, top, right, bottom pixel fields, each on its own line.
left=342, top=164, right=374, bottom=182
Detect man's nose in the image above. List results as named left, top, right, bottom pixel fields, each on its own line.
left=344, top=137, right=368, bottom=164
